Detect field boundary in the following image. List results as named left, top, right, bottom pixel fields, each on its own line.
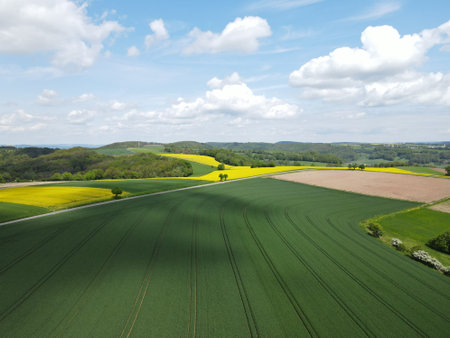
left=0, top=170, right=304, bottom=228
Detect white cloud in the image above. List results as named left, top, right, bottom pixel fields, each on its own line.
left=248, top=0, right=323, bottom=11
left=345, top=2, right=401, bottom=21
left=67, top=110, right=95, bottom=124
left=73, top=93, right=95, bottom=103
left=110, top=100, right=127, bottom=111
left=166, top=73, right=301, bottom=120
left=0, top=109, right=47, bottom=132
left=290, top=20, right=450, bottom=106
left=0, top=0, right=127, bottom=71
left=127, top=46, right=140, bottom=56
left=145, top=19, right=169, bottom=49
left=207, top=72, right=243, bottom=89
left=36, top=89, right=60, bottom=105
left=183, top=17, right=272, bottom=55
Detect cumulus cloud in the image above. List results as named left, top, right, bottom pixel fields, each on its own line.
left=110, top=100, right=127, bottom=111
left=289, top=20, right=450, bottom=106
left=36, top=89, right=61, bottom=105
left=73, top=93, right=95, bottom=103
left=145, top=19, right=169, bottom=49
left=0, top=0, right=127, bottom=71
left=67, top=109, right=95, bottom=124
left=166, top=73, right=301, bottom=119
left=127, top=46, right=140, bottom=56
left=183, top=17, right=272, bottom=55
left=0, top=109, right=47, bottom=132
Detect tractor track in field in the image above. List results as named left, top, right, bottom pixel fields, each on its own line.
left=119, top=202, right=181, bottom=338
left=320, top=217, right=450, bottom=320
left=187, top=214, right=199, bottom=338
left=310, top=213, right=450, bottom=322
left=53, top=210, right=146, bottom=337
left=263, top=210, right=374, bottom=337
left=344, top=219, right=450, bottom=298
left=242, top=207, right=318, bottom=338
left=285, top=209, right=427, bottom=337
left=0, top=219, right=109, bottom=324
left=219, top=207, right=260, bottom=338
left=0, top=226, right=68, bottom=275
left=0, top=213, right=106, bottom=276
left=320, top=199, right=449, bottom=288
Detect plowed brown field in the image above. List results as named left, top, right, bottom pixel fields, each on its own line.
left=274, top=170, right=450, bottom=203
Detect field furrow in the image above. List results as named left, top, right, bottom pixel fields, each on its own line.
left=0, top=178, right=448, bottom=337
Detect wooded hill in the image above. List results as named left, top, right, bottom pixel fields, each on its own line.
left=0, top=147, right=192, bottom=182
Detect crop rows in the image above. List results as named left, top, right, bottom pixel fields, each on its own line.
left=0, top=178, right=449, bottom=336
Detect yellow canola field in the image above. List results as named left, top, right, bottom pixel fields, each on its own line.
left=161, top=154, right=440, bottom=181
left=177, top=165, right=436, bottom=182
left=161, top=154, right=232, bottom=168
left=0, top=186, right=114, bottom=209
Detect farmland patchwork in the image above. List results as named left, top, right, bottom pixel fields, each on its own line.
left=0, top=178, right=448, bottom=336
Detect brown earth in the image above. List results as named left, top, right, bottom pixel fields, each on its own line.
left=273, top=170, right=450, bottom=203
left=432, top=168, right=446, bottom=174
left=429, top=201, right=450, bottom=213
left=0, top=181, right=66, bottom=190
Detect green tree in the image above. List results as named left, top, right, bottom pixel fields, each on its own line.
left=73, top=172, right=84, bottom=181
left=223, top=173, right=228, bottom=181
left=218, top=173, right=224, bottom=181
left=62, top=172, right=73, bottom=180
left=359, top=164, right=366, bottom=170
left=217, top=163, right=225, bottom=170
left=348, top=164, right=352, bottom=170
left=111, top=186, right=123, bottom=199
left=367, top=223, right=383, bottom=238
left=50, top=172, right=63, bottom=181
left=445, top=165, right=450, bottom=176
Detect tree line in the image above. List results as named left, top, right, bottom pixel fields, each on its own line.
left=0, top=147, right=192, bottom=182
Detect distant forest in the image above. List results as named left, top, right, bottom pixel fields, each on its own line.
left=164, top=141, right=449, bottom=167
left=0, top=147, right=192, bottom=182
left=1, top=140, right=448, bottom=182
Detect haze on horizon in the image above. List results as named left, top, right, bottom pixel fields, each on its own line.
left=0, top=0, right=449, bottom=145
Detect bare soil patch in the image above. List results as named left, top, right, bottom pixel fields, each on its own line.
left=429, top=200, right=450, bottom=213
left=432, top=168, right=446, bottom=174
left=0, top=181, right=66, bottom=190
left=274, top=170, right=450, bottom=203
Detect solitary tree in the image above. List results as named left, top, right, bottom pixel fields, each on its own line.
left=352, top=163, right=358, bottom=170
left=446, top=165, right=450, bottom=176
left=218, top=163, right=225, bottom=170
left=223, top=174, right=228, bottom=181
left=359, top=164, right=366, bottom=170
left=218, top=173, right=224, bottom=181
left=111, top=186, right=123, bottom=199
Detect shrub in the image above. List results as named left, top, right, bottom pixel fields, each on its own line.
left=367, top=222, right=383, bottom=238
left=426, top=232, right=450, bottom=254
left=411, top=250, right=444, bottom=270
left=50, top=172, right=63, bottom=181
left=392, top=238, right=406, bottom=252
left=217, top=163, right=225, bottom=170
left=73, top=172, right=84, bottom=181
left=62, top=172, right=73, bottom=180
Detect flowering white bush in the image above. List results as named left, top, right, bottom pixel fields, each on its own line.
left=392, top=238, right=402, bottom=247
left=411, top=250, right=444, bottom=270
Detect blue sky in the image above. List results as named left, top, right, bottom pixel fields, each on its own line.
left=0, top=0, right=449, bottom=145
